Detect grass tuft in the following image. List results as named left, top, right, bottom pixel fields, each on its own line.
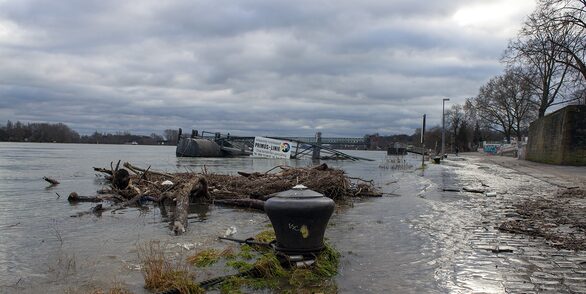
left=187, top=248, right=221, bottom=267
left=138, top=241, right=204, bottom=294
left=313, top=243, right=341, bottom=278
left=254, top=229, right=276, bottom=243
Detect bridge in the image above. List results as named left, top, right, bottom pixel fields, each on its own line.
left=277, top=136, right=366, bottom=145
left=190, top=130, right=366, bottom=145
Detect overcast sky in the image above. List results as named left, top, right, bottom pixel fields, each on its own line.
left=0, top=0, right=536, bottom=137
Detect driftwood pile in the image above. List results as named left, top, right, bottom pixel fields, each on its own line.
left=67, top=161, right=381, bottom=235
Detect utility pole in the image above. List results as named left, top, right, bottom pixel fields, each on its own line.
left=421, top=114, right=426, bottom=168
left=441, top=98, right=450, bottom=158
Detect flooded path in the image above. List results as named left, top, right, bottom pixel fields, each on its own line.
left=1, top=143, right=585, bottom=293
left=415, top=155, right=586, bottom=293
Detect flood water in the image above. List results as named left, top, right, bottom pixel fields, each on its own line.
left=0, top=143, right=446, bottom=293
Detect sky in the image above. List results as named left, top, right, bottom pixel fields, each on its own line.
left=0, top=0, right=536, bottom=137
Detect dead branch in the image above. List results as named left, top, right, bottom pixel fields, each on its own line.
left=93, top=167, right=113, bottom=175
left=123, top=162, right=176, bottom=179
left=137, top=165, right=151, bottom=184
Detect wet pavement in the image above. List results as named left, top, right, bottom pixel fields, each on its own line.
left=417, top=155, right=586, bottom=293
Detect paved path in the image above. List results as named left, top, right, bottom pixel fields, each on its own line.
left=417, top=153, right=586, bottom=293
left=459, top=152, right=586, bottom=188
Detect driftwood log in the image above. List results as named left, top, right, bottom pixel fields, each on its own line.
left=171, top=177, right=209, bottom=235
left=71, top=194, right=143, bottom=217
left=68, top=192, right=125, bottom=203
left=213, top=199, right=265, bottom=211
left=68, top=192, right=103, bottom=203
left=43, top=176, right=60, bottom=185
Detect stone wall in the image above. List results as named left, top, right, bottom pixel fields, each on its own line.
left=526, top=105, right=586, bottom=165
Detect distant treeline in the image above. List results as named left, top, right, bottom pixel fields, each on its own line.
left=0, top=120, right=180, bottom=145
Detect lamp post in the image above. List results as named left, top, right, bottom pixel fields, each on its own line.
left=441, top=98, right=450, bottom=158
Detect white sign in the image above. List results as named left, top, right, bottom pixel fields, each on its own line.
left=253, top=137, right=294, bottom=159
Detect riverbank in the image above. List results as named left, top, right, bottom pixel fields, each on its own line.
left=421, top=153, right=586, bottom=293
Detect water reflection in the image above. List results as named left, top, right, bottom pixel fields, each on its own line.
left=189, top=203, right=210, bottom=220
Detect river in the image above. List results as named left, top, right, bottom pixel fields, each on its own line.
left=0, top=143, right=445, bottom=293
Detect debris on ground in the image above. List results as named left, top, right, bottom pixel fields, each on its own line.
left=499, top=186, right=586, bottom=251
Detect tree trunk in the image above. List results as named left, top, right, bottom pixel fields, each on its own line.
left=171, top=177, right=208, bottom=235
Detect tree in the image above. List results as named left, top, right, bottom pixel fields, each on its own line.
left=417, top=125, right=443, bottom=154
left=164, top=129, right=180, bottom=145
left=472, top=122, right=483, bottom=148
left=456, top=121, right=471, bottom=151
left=150, top=133, right=164, bottom=143
left=531, top=0, right=586, bottom=81
left=469, top=69, right=537, bottom=142
left=446, top=104, right=465, bottom=151
left=0, top=127, right=7, bottom=141
left=505, top=14, right=570, bottom=117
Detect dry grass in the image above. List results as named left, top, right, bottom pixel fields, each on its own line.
left=138, top=241, right=204, bottom=294
left=89, top=284, right=133, bottom=294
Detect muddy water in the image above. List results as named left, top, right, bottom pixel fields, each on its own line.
left=0, top=143, right=444, bottom=293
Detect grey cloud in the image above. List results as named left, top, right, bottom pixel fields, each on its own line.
left=0, top=0, right=531, bottom=137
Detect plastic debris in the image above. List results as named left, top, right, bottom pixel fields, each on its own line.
left=224, top=226, right=237, bottom=237
left=161, top=180, right=174, bottom=186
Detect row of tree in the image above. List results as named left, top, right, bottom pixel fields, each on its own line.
left=461, top=0, right=585, bottom=146
left=0, top=121, right=80, bottom=143
left=0, top=120, right=180, bottom=145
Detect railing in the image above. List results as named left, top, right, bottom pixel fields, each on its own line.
left=281, top=137, right=366, bottom=145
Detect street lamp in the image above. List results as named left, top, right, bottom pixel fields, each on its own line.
left=442, top=98, right=450, bottom=158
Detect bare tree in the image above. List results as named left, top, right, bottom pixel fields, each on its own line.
left=470, top=69, right=537, bottom=142
left=532, top=0, right=586, bottom=81
left=164, top=129, right=179, bottom=145
left=446, top=104, right=464, bottom=150
left=505, top=10, right=570, bottom=117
